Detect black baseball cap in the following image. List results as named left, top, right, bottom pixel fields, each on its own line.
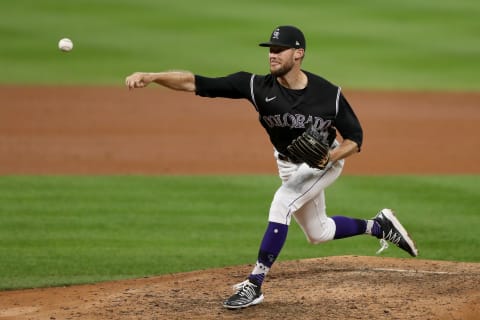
left=259, top=25, right=306, bottom=50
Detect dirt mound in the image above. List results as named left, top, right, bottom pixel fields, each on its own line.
left=0, top=256, right=478, bottom=320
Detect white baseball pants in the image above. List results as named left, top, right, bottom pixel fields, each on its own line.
left=269, top=147, right=344, bottom=244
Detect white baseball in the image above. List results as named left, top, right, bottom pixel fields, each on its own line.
left=58, top=38, right=73, bottom=52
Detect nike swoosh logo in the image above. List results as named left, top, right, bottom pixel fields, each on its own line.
left=265, top=96, right=277, bottom=102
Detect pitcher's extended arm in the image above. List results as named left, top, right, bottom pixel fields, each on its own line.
left=125, top=71, right=195, bottom=92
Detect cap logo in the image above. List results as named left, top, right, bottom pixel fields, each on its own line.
left=295, top=41, right=300, bottom=46
left=272, top=28, right=280, bottom=40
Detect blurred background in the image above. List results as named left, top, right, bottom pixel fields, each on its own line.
left=1, top=0, right=479, bottom=90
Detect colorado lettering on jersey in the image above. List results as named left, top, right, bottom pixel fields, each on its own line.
left=262, top=113, right=332, bottom=130
left=194, top=71, right=363, bottom=151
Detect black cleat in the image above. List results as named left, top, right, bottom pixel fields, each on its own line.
left=373, top=208, right=418, bottom=257
left=223, top=280, right=264, bottom=309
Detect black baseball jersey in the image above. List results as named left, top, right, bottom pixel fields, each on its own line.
left=195, top=71, right=363, bottom=156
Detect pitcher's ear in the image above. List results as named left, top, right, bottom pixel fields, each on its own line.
left=295, top=48, right=305, bottom=60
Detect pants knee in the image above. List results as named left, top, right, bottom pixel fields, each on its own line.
left=303, top=217, right=336, bottom=244
left=306, top=233, right=332, bottom=245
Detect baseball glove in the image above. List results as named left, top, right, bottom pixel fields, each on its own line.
left=287, top=125, right=331, bottom=169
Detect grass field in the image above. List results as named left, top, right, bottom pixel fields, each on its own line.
left=1, top=0, right=479, bottom=90
left=0, top=175, right=478, bottom=290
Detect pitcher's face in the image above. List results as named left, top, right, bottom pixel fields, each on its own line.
left=268, top=46, right=304, bottom=77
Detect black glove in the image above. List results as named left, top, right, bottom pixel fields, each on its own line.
left=287, top=125, right=331, bottom=169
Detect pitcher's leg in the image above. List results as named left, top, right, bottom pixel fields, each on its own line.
left=223, top=221, right=288, bottom=309
left=295, top=203, right=369, bottom=243
left=248, top=221, right=288, bottom=286
left=293, top=193, right=336, bottom=244
left=269, top=160, right=344, bottom=225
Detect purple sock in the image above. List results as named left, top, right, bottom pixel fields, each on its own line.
left=248, top=222, right=288, bottom=286
left=332, top=216, right=367, bottom=239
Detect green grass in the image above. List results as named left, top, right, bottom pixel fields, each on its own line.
left=0, top=175, right=478, bottom=290
left=1, top=0, right=479, bottom=90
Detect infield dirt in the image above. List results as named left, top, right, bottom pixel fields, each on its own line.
left=0, top=87, right=479, bottom=319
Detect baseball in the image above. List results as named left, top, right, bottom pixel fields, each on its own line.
left=58, top=38, right=73, bottom=52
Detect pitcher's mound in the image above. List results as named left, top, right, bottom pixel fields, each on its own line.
left=0, top=256, right=478, bottom=320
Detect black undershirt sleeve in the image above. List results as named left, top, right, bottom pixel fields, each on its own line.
left=194, top=72, right=252, bottom=100
left=335, top=93, right=363, bottom=150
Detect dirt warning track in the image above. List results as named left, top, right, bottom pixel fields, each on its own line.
left=1, top=86, right=479, bottom=175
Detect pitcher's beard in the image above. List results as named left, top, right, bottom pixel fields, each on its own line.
left=271, top=68, right=288, bottom=77
left=270, top=61, right=294, bottom=77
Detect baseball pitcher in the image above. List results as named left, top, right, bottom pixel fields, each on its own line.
left=125, top=25, right=418, bottom=309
